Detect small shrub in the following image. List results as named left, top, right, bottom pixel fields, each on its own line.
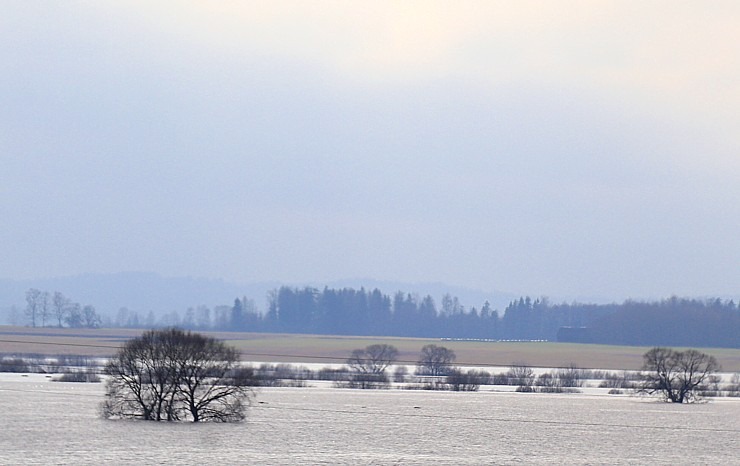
left=252, top=363, right=315, bottom=386
left=446, top=369, right=482, bottom=391
left=393, top=365, right=409, bottom=383
left=56, top=354, right=96, bottom=367
left=556, top=364, right=584, bottom=388
left=706, top=374, right=723, bottom=392
left=336, top=372, right=390, bottom=389
left=53, top=369, right=101, bottom=383
left=318, top=367, right=351, bottom=382
left=537, top=386, right=562, bottom=393
left=474, top=370, right=492, bottom=385
left=508, top=364, right=535, bottom=391
left=599, top=371, right=631, bottom=389
left=535, top=372, right=560, bottom=389
left=405, top=380, right=448, bottom=391
left=0, top=358, right=30, bottom=373
left=281, top=379, right=308, bottom=388
left=256, top=363, right=314, bottom=381
left=725, top=373, right=740, bottom=397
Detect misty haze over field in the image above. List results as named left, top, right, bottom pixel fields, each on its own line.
left=2, top=2, right=739, bottom=305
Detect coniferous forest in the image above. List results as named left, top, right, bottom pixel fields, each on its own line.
left=151, top=287, right=740, bottom=348
left=21, top=286, right=739, bottom=348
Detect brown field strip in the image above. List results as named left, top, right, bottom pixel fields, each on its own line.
left=1, top=326, right=739, bottom=371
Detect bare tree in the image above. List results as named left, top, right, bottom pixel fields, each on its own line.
left=346, top=344, right=399, bottom=389
left=38, top=291, right=50, bottom=327
left=24, top=288, right=43, bottom=327
left=65, top=303, right=83, bottom=328
left=52, top=291, right=70, bottom=327
left=195, top=305, right=212, bottom=329
left=639, top=347, right=720, bottom=403
left=347, top=344, right=399, bottom=375
left=416, top=344, right=456, bottom=376
left=556, top=363, right=584, bottom=388
left=507, top=363, right=535, bottom=392
left=175, top=333, right=255, bottom=422
left=727, top=373, right=740, bottom=397
left=103, top=328, right=255, bottom=422
left=82, top=305, right=101, bottom=328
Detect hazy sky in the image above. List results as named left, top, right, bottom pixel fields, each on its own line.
left=2, top=1, right=739, bottom=301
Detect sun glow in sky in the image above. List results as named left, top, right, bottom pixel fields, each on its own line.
left=1, top=1, right=738, bottom=300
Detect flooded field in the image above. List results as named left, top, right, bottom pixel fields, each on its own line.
left=1, top=374, right=738, bottom=465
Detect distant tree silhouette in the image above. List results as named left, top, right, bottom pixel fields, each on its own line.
left=24, top=288, right=43, bottom=327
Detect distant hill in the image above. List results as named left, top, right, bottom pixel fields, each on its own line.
left=0, top=272, right=518, bottom=322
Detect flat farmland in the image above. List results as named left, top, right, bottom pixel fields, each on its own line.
left=1, top=326, right=739, bottom=371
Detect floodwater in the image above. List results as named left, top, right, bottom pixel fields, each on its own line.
left=1, top=374, right=738, bottom=465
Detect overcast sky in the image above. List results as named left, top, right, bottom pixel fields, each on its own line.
left=2, top=1, right=738, bottom=301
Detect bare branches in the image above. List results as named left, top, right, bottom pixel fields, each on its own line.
left=345, top=344, right=399, bottom=389
left=346, top=344, right=399, bottom=375
left=24, top=288, right=43, bottom=328
left=52, top=292, right=70, bottom=327
left=103, top=328, right=255, bottom=422
left=639, top=347, right=720, bottom=403
left=416, top=344, right=456, bottom=377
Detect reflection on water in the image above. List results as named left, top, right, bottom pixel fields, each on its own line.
left=1, top=375, right=738, bottom=465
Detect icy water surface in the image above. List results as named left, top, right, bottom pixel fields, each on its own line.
left=1, top=375, right=738, bottom=465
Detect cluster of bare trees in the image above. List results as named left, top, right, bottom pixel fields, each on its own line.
left=342, top=343, right=482, bottom=391
left=23, top=289, right=100, bottom=328
left=502, top=363, right=587, bottom=393
left=337, top=343, right=724, bottom=402
left=340, top=344, right=587, bottom=393
left=102, top=328, right=256, bottom=422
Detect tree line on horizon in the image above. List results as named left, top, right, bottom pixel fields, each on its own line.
left=261, top=289, right=739, bottom=348
left=20, top=288, right=102, bottom=329
left=15, top=286, right=740, bottom=348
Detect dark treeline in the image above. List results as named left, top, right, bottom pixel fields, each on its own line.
left=263, top=289, right=739, bottom=348
left=103, top=287, right=740, bottom=348
left=576, top=297, right=740, bottom=348
left=261, top=287, right=500, bottom=338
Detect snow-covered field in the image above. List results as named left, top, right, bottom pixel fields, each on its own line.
left=1, top=373, right=739, bottom=465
